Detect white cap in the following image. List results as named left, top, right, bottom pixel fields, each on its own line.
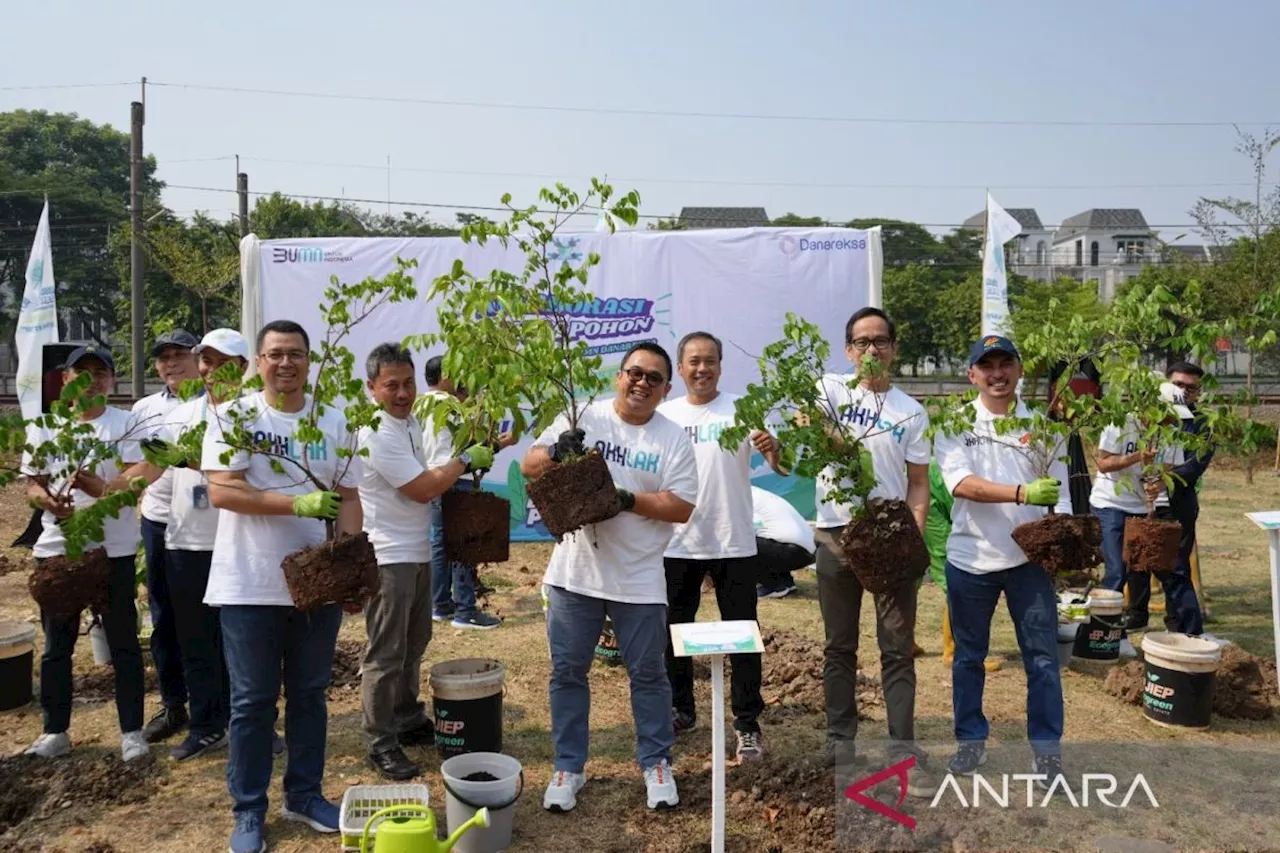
left=194, top=328, right=250, bottom=360
left=1159, top=382, right=1194, bottom=420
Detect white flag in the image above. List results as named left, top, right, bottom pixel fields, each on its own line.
left=16, top=200, right=59, bottom=419
left=980, top=192, right=1022, bottom=337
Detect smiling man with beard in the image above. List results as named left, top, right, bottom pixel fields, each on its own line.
left=521, top=341, right=698, bottom=815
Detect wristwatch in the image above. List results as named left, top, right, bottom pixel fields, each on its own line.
left=456, top=450, right=472, bottom=470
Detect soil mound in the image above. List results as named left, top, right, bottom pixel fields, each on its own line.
left=0, top=753, right=160, bottom=843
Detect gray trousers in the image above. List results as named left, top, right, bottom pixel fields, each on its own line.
left=361, top=561, right=433, bottom=752
left=815, top=526, right=919, bottom=757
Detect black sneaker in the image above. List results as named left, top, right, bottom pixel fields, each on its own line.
left=672, top=708, right=697, bottom=735
left=370, top=746, right=421, bottom=781
left=947, top=742, right=987, bottom=776
left=805, top=739, right=862, bottom=770
left=1032, top=753, right=1064, bottom=791
left=170, top=730, right=227, bottom=761
left=143, top=705, right=189, bottom=743
left=1123, top=613, right=1150, bottom=632
left=399, top=719, right=436, bottom=747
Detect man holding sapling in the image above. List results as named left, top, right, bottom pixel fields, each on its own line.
left=202, top=320, right=362, bottom=852
left=522, top=341, right=698, bottom=814
left=659, top=331, right=784, bottom=761
left=358, top=343, right=494, bottom=781
left=934, top=335, right=1071, bottom=785
left=21, top=345, right=150, bottom=762
left=808, top=307, right=934, bottom=797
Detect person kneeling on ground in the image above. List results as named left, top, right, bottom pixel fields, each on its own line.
left=933, top=335, right=1070, bottom=787
left=752, top=485, right=816, bottom=599
left=522, top=342, right=698, bottom=814
left=358, top=343, right=493, bottom=781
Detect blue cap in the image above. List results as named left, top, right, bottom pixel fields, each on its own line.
left=63, top=343, right=116, bottom=373
left=969, top=335, right=1020, bottom=366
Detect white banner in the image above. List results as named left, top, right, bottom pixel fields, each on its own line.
left=981, top=192, right=1022, bottom=337
left=248, top=227, right=877, bottom=539
left=16, top=201, right=59, bottom=419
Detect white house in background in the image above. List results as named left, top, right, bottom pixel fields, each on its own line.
left=1050, top=209, right=1156, bottom=301
left=962, top=208, right=1056, bottom=280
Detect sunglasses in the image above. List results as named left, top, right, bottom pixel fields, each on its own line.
left=622, top=366, right=666, bottom=387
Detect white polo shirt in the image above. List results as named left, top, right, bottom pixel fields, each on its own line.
left=358, top=413, right=432, bottom=566
left=1090, top=420, right=1176, bottom=514
left=934, top=398, right=1072, bottom=574
left=130, top=389, right=190, bottom=524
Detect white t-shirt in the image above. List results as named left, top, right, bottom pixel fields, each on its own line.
left=1089, top=421, right=1175, bottom=514
left=751, top=486, right=816, bottom=554
left=202, top=393, right=361, bottom=607
left=539, top=399, right=698, bottom=605
left=21, top=408, right=144, bottom=559
left=130, top=390, right=190, bottom=524
left=814, top=378, right=930, bottom=528
left=659, top=393, right=756, bottom=560
left=161, top=397, right=219, bottom=552
left=416, top=390, right=457, bottom=467
left=934, top=398, right=1073, bottom=575
left=359, top=413, right=431, bottom=566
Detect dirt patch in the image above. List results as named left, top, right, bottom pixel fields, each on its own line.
left=282, top=531, right=379, bottom=612
left=1105, top=660, right=1147, bottom=706
left=1011, top=513, right=1088, bottom=577
left=329, top=638, right=365, bottom=696
left=526, top=452, right=621, bottom=539
left=0, top=753, right=160, bottom=844
left=1105, top=647, right=1280, bottom=720
left=0, top=554, right=24, bottom=577
left=1122, top=517, right=1182, bottom=573
left=442, top=489, right=510, bottom=565
left=839, top=500, right=928, bottom=594
left=28, top=550, right=111, bottom=620
left=73, top=665, right=158, bottom=702
left=760, top=629, right=883, bottom=718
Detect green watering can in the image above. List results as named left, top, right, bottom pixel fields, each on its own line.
left=359, top=804, right=490, bottom=853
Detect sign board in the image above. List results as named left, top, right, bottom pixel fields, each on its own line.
left=670, top=620, right=764, bottom=657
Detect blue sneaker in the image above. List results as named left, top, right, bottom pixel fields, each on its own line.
left=280, top=795, right=340, bottom=833
left=228, top=810, right=267, bottom=853
left=451, top=611, right=502, bottom=630
left=432, top=607, right=456, bottom=623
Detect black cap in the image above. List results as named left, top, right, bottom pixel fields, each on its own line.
left=151, top=329, right=199, bottom=356
left=63, top=344, right=116, bottom=373
left=969, top=335, right=1020, bottom=366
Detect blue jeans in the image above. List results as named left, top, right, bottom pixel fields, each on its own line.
left=143, top=515, right=187, bottom=709
left=1095, top=506, right=1142, bottom=593
left=546, top=585, right=673, bottom=772
left=429, top=489, right=477, bottom=617
left=220, top=604, right=342, bottom=816
left=945, top=561, right=1063, bottom=756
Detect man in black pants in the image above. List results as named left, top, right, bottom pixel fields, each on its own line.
left=659, top=331, right=784, bottom=761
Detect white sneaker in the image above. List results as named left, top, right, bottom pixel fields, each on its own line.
left=25, top=732, right=70, bottom=758
left=121, top=730, right=150, bottom=762
left=644, top=759, right=679, bottom=810
left=542, top=769, right=586, bottom=813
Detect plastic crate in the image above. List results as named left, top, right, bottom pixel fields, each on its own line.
left=339, top=783, right=431, bottom=851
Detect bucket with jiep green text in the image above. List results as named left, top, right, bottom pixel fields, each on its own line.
left=1140, top=631, right=1222, bottom=730
left=431, top=659, right=505, bottom=758
left=1072, top=589, right=1124, bottom=666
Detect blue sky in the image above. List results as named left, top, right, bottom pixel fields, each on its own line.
left=3, top=0, right=1277, bottom=238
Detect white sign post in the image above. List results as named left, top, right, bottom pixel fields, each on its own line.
left=1245, top=511, right=1280, bottom=695
left=669, top=620, right=765, bottom=853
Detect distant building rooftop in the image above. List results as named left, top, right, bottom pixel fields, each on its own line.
left=676, top=207, right=771, bottom=229
left=962, top=208, right=1044, bottom=231
left=1055, top=208, right=1150, bottom=239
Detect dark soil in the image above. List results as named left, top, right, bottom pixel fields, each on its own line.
left=74, top=664, right=158, bottom=702
left=442, top=489, right=510, bottom=565
left=281, top=531, right=379, bottom=612
left=0, top=752, right=160, bottom=843
left=838, top=500, right=929, bottom=594
left=28, top=550, right=111, bottom=620
left=1106, top=647, right=1280, bottom=720
left=759, top=629, right=883, bottom=719
left=1011, top=513, right=1089, bottom=577
left=461, top=771, right=499, bottom=782
left=328, top=638, right=366, bottom=696
left=1122, top=517, right=1182, bottom=573
left=1072, top=513, right=1104, bottom=568
left=526, top=452, right=621, bottom=539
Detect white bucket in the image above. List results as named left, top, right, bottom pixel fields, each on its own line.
left=89, top=622, right=111, bottom=666
left=441, top=752, right=523, bottom=853
left=1139, top=632, right=1222, bottom=730
left=1087, top=589, right=1124, bottom=616
left=1056, top=624, right=1077, bottom=669
left=0, top=620, right=37, bottom=711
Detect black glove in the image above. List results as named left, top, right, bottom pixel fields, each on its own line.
left=549, top=428, right=587, bottom=463
left=616, top=488, right=636, bottom=512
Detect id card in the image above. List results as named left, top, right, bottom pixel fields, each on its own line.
left=192, top=484, right=210, bottom=510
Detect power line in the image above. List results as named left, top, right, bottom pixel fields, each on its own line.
left=146, top=80, right=1276, bottom=129
left=0, top=81, right=136, bottom=91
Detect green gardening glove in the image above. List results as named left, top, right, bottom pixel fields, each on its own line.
left=292, top=490, right=341, bottom=520
left=1024, top=477, right=1061, bottom=507
left=461, top=444, right=494, bottom=473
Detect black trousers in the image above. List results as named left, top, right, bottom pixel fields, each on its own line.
left=143, top=516, right=187, bottom=709
left=751, top=537, right=815, bottom=589
left=664, top=556, right=765, bottom=733
left=166, top=549, right=229, bottom=736
left=40, top=555, right=144, bottom=734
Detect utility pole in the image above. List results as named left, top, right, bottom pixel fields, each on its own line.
left=129, top=94, right=145, bottom=398
left=237, top=171, right=249, bottom=238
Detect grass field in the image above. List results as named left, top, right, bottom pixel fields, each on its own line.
left=1, top=470, right=1278, bottom=853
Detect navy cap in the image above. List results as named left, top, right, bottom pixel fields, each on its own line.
left=969, top=335, right=1021, bottom=366
left=63, top=343, right=116, bottom=373
left=151, top=329, right=199, bottom=356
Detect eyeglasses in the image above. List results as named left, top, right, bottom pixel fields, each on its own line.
left=1172, top=380, right=1201, bottom=394
left=849, top=337, right=894, bottom=352
left=259, top=349, right=308, bottom=364
left=622, top=367, right=666, bottom=387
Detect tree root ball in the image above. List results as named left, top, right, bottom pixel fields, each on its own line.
left=442, top=489, right=510, bottom=565
left=1123, top=517, right=1182, bottom=573
left=1011, top=513, right=1089, bottom=576
left=839, top=499, right=929, bottom=594
left=282, top=532, right=379, bottom=612
left=526, top=452, right=621, bottom=539
left=28, top=549, right=112, bottom=620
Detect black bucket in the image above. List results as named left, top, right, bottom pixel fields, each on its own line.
left=0, top=621, right=37, bottom=712
left=430, top=659, right=505, bottom=758
left=1071, top=613, right=1124, bottom=662
left=1141, top=632, right=1222, bottom=731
